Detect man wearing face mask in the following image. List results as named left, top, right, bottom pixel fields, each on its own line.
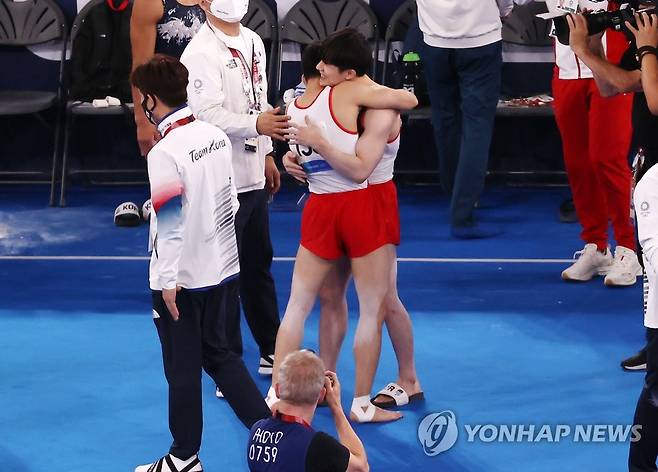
left=181, top=0, right=284, bottom=385
left=132, top=54, right=271, bottom=472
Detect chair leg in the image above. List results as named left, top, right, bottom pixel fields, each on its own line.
left=59, top=110, right=73, bottom=207
left=372, top=56, right=376, bottom=82
left=275, top=41, right=283, bottom=103
left=382, top=43, right=390, bottom=86
left=49, top=107, right=64, bottom=207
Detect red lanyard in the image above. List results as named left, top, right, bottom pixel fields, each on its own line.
left=277, top=413, right=311, bottom=429
left=106, top=0, right=129, bottom=11
left=228, top=43, right=260, bottom=110
left=206, top=23, right=261, bottom=110
left=161, top=115, right=195, bottom=138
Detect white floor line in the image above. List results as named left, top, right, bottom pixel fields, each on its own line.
left=0, top=255, right=574, bottom=263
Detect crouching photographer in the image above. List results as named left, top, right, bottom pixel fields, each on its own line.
left=246, top=351, right=369, bottom=472
left=565, top=8, right=658, bottom=471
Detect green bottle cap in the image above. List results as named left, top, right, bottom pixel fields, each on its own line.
left=403, top=51, right=421, bottom=62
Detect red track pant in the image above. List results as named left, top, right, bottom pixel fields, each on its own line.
left=552, top=77, right=635, bottom=251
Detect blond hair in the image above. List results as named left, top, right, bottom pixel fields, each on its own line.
left=278, top=351, right=325, bottom=406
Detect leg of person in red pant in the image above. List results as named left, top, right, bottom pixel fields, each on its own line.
left=588, top=80, right=641, bottom=286
left=554, top=25, right=641, bottom=286
left=555, top=76, right=640, bottom=285
left=554, top=76, right=614, bottom=281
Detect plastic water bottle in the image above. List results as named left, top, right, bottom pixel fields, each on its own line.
left=401, top=51, right=421, bottom=96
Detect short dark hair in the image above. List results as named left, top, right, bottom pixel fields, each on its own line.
left=131, top=54, right=188, bottom=107
left=301, top=42, right=323, bottom=80
left=321, top=28, right=372, bottom=77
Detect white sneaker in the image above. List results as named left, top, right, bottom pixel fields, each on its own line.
left=561, top=243, right=613, bottom=281
left=135, top=454, right=202, bottom=472
left=604, top=246, right=642, bottom=286
left=215, top=387, right=224, bottom=399
left=258, top=355, right=274, bottom=376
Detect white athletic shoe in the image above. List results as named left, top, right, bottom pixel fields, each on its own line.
left=215, top=387, right=224, bottom=399
left=258, top=355, right=274, bottom=376
left=561, top=243, right=613, bottom=281
left=135, top=454, right=202, bottom=472
left=604, top=246, right=642, bottom=287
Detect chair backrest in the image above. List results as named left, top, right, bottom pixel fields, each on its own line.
left=381, top=0, right=416, bottom=84
left=242, top=0, right=278, bottom=102
left=275, top=0, right=379, bottom=96
left=280, top=0, right=378, bottom=44
left=68, top=0, right=133, bottom=102
left=70, top=0, right=105, bottom=43
left=502, top=2, right=552, bottom=47
left=0, top=0, right=66, bottom=46
left=384, top=0, right=416, bottom=44
left=243, top=0, right=277, bottom=42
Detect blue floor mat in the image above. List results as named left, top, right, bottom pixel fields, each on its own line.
left=0, top=184, right=647, bottom=472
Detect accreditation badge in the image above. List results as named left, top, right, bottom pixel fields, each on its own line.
left=557, top=0, right=578, bottom=13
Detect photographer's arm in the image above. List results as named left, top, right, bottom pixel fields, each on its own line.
left=323, top=374, right=369, bottom=472
left=581, top=48, right=642, bottom=96
left=567, top=14, right=642, bottom=96
left=641, top=54, right=658, bottom=113
left=628, top=12, right=658, bottom=114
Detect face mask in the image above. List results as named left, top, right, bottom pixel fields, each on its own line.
left=210, top=0, right=248, bottom=23
left=141, top=94, right=157, bottom=126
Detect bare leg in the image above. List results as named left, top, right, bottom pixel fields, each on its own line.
left=318, top=257, right=351, bottom=372
left=373, top=245, right=423, bottom=405
left=271, top=246, right=335, bottom=386
left=350, top=244, right=401, bottom=423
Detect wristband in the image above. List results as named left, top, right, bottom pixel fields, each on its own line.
left=636, top=46, right=658, bottom=66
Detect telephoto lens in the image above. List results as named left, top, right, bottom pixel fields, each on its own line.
left=553, top=3, right=656, bottom=46
left=553, top=10, right=614, bottom=45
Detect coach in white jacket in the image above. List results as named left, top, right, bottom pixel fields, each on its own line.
left=181, top=0, right=285, bottom=377
left=417, top=0, right=531, bottom=238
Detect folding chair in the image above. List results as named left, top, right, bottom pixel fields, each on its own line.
left=380, top=0, right=416, bottom=86
left=58, top=0, right=134, bottom=207
left=0, top=0, right=67, bottom=206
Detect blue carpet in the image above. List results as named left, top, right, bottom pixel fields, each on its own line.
left=0, top=184, right=647, bottom=471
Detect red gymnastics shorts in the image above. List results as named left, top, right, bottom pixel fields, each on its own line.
left=300, top=188, right=390, bottom=260
left=368, top=180, right=400, bottom=246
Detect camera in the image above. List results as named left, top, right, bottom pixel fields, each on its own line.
left=553, top=1, right=657, bottom=45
